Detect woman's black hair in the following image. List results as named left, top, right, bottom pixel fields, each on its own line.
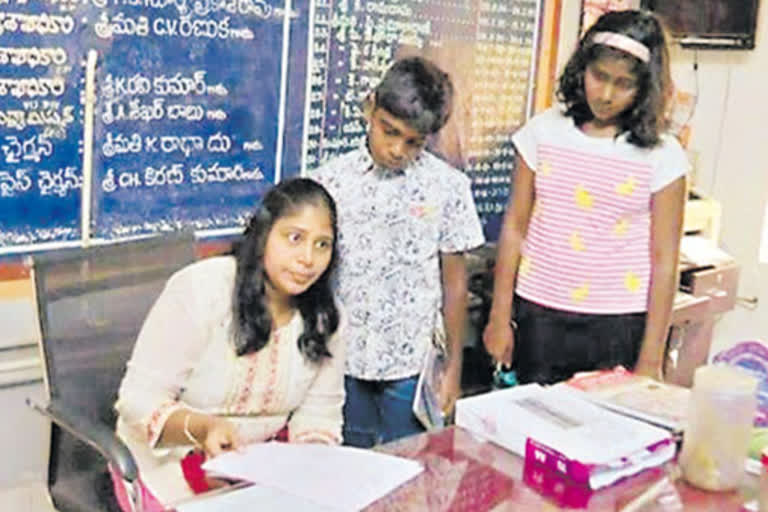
left=557, top=9, right=671, bottom=148
left=230, top=178, right=339, bottom=363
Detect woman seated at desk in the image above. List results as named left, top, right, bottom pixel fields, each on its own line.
left=113, top=178, right=346, bottom=507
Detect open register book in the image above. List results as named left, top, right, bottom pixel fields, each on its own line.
left=455, top=384, right=675, bottom=490
left=555, top=366, right=689, bottom=434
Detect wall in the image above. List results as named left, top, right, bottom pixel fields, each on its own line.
left=669, top=6, right=768, bottom=356
left=0, top=273, right=48, bottom=488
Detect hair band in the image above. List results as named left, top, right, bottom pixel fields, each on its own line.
left=592, top=32, right=650, bottom=63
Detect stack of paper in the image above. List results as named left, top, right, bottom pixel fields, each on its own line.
left=455, top=384, right=675, bottom=490
left=201, top=442, right=423, bottom=511
left=680, top=234, right=734, bottom=267
left=556, top=366, right=690, bottom=433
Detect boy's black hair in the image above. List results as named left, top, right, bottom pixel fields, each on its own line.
left=558, top=10, right=671, bottom=148
left=374, top=56, right=454, bottom=135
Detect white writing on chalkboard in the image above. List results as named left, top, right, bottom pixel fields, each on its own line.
left=93, top=13, right=257, bottom=40
left=101, top=98, right=224, bottom=123
left=39, top=167, right=82, bottom=196
left=101, top=131, right=234, bottom=157
left=0, top=12, right=75, bottom=35
left=0, top=47, right=67, bottom=67
left=2, top=135, right=53, bottom=163
left=100, top=161, right=264, bottom=193
left=0, top=0, right=291, bottom=248
left=87, top=0, right=274, bottom=18
left=0, top=77, right=66, bottom=97
left=0, top=0, right=542, bottom=249
left=0, top=169, right=31, bottom=197
left=302, top=0, right=541, bottom=234
left=101, top=71, right=226, bottom=100
left=0, top=166, right=82, bottom=198
left=0, top=105, right=75, bottom=134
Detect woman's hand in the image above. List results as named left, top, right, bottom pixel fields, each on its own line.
left=202, top=416, right=242, bottom=458
left=483, top=319, right=515, bottom=366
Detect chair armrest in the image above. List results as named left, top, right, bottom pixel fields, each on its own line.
left=26, top=397, right=139, bottom=482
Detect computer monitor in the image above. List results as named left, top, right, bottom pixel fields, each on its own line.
left=641, top=0, right=761, bottom=49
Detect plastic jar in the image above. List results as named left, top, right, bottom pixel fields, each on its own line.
left=679, top=364, right=758, bottom=491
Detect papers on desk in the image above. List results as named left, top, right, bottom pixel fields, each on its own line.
left=175, top=484, right=336, bottom=511
left=201, top=442, right=423, bottom=511
left=456, top=384, right=675, bottom=490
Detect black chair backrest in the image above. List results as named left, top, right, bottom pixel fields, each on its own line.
left=32, top=232, right=197, bottom=512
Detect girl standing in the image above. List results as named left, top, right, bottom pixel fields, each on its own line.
left=483, top=10, right=688, bottom=384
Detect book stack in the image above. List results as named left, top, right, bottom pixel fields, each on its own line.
left=455, top=384, right=676, bottom=490
left=555, top=366, right=690, bottom=434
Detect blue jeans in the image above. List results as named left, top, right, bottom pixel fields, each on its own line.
left=343, top=375, right=425, bottom=448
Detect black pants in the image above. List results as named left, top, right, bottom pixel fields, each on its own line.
left=513, top=295, right=646, bottom=385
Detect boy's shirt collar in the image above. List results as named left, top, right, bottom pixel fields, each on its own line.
left=360, top=137, right=423, bottom=177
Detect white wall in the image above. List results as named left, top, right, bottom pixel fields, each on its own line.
left=670, top=6, right=768, bottom=356
left=0, top=379, right=49, bottom=490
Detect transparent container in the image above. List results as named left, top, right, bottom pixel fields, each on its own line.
left=679, top=364, right=758, bottom=491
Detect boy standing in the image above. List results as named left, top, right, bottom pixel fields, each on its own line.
left=312, top=57, right=484, bottom=447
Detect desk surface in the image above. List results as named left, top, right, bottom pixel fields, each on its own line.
left=367, top=426, right=753, bottom=512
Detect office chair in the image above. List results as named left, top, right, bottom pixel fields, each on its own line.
left=26, top=232, right=197, bottom=512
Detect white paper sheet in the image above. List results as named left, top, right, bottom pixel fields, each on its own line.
left=202, top=442, right=423, bottom=511
left=680, top=234, right=734, bottom=267
left=175, top=484, right=336, bottom=511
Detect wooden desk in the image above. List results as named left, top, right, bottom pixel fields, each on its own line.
left=666, top=261, right=741, bottom=387
left=165, top=426, right=754, bottom=510
left=369, top=426, right=754, bottom=511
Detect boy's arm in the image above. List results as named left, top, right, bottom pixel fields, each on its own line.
left=439, top=251, right=469, bottom=414
left=635, top=175, right=686, bottom=379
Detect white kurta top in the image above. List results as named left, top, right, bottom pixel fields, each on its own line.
left=115, top=256, right=345, bottom=504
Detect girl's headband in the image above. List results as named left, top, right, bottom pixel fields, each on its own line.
left=592, top=31, right=650, bottom=63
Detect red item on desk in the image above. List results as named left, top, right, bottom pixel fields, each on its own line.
left=180, top=450, right=211, bottom=494
left=180, top=425, right=290, bottom=494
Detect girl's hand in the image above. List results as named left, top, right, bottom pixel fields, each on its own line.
left=483, top=319, right=515, bottom=366
left=439, top=362, right=462, bottom=416
left=202, top=417, right=242, bottom=458
left=634, top=359, right=663, bottom=381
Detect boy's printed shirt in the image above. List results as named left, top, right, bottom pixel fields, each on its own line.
left=312, top=144, right=484, bottom=380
